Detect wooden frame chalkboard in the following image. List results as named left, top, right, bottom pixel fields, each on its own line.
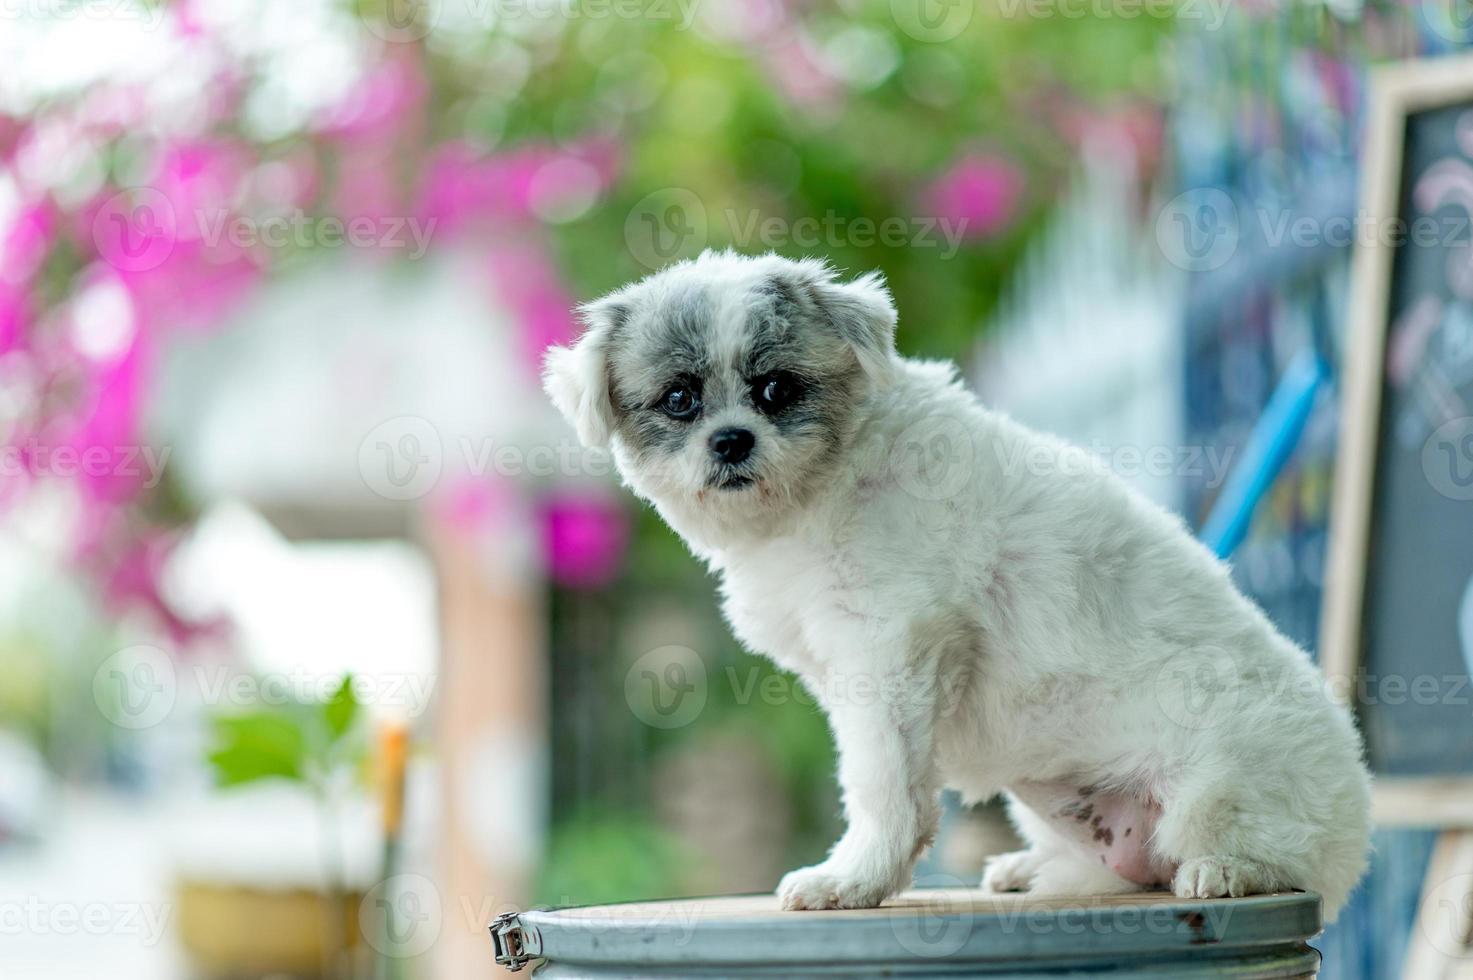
left=1322, top=54, right=1473, bottom=829
left=1324, top=56, right=1473, bottom=977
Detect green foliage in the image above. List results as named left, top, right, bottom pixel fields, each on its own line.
left=208, top=711, right=307, bottom=786
left=0, top=634, right=50, bottom=751
left=205, top=675, right=365, bottom=792
left=702, top=651, right=841, bottom=864
left=420, top=4, right=1172, bottom=358
left=535, top=811, right=695, bottom=906
left=323, top=677, right=360, bottom=741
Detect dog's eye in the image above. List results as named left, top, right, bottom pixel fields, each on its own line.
left=658, top=385, right=700, bottom=420
left=753, top=372, right=800, bottom=413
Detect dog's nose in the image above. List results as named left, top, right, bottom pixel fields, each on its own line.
left=708, top=427, right=755, bottom=464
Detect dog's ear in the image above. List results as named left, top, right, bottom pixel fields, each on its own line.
left=543, top=296, right=625, bottom=448
left=767, top=260, right=898, bottom=384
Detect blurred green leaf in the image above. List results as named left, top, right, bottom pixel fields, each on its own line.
left=207, top=711, right=308, bottom=787
left=323, top=674, right=359, bottom=742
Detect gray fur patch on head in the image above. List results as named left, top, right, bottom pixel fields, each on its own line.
left=569, top=250, right=899, bottom=514
left=606, top=285, right=712, bottom=406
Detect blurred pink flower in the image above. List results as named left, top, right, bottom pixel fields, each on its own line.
left=486, top=240, right=578, bottom=372
left=1054, top=102, right=1163, bottom=176
left=80, top=140, right=263, bottom=333
left=135, top=252, right=260, bottom=335
left=0, top=284, right=25, bottom=353
left=764, top=38, right=842, bottom=111
left=1310, top=53, right=1355, bottom=119
left=315, top=47, right=428, bottom=144
left=0, top=197, right=49, bottom=355
left=2, top=201, right=55, bottom=284
left=332, top=149, right=403, bottom=229
left=0, top=115, right=21, bottom=163
left=67, top=312, right=150, bottom=506
left=77, top=85, right=155, bottom=137
left=920, top=152, right=1025, bottom=241
left=541, top=491, right=629, bottom=589
left=172, top=0, right=205, bottom=36
left=433, top=476, right=519, bottom=538
left=242, top=151, right=320, bottom=214
left=100, top=530, right=226, bottom=648
left=0, top=27, right=640, bottom=631
left=419, top=139, right=620, bottom=237
left=155, top=139, right=252, bottom=230
left=420, top=141, right=543, bottom=236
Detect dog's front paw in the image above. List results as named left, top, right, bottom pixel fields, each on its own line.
left=1172, top=856, right=1275, bottom=899
left=777, top=864, right=892, bottom=911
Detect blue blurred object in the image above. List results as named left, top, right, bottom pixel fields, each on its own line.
left=1168, top=9, right=1453, bottom=978
left=1200, top=349, right=1329, bottom=560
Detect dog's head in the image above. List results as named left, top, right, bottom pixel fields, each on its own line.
left=543, top=251, right=897, bottom=538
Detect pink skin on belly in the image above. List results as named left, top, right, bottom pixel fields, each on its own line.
left=1011, top=782, right=1178, bottom=887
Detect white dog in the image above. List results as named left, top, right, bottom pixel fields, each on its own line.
left=543, top=250, right=1371, bottom=918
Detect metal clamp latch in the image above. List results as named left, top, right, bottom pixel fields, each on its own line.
left=490, top=912, right=541, bottom=972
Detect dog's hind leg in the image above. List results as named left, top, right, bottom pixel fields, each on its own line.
left=1151, top=775, right=1300, bottom=901
left=981, top=848, right=1050, bottom=893
left=1027, top=852, right=1142, bottom=898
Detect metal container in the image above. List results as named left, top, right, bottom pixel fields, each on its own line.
left=491, top=889, right=1322, bottom=977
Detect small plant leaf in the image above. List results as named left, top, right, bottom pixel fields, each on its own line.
left=323, top=674, right=360, bottom=742
left=207, top=711, right=308, bottom=787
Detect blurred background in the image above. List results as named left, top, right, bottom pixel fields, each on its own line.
left=0, top=0, right=1464, bottom=977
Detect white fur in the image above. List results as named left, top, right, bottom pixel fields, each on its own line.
left=545, top=253, right=1372, bottom=919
